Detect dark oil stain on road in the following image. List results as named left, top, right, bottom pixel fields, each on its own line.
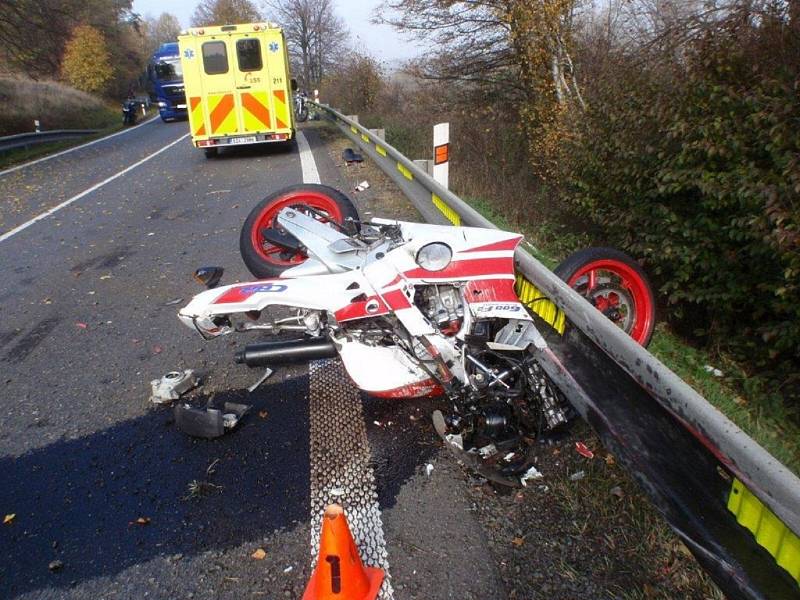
left=69, top=245, right=134, bottom=274
left=0, top=377, right=311, bottom=598
left=361, top=394, right=447, bottom=510
left=3, top=316, right=61, bottom=364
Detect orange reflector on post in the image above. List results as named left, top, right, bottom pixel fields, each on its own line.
left=434, top=143, right=449, bottom=165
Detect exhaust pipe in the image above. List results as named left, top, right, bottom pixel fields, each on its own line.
left=234, top=337, right=337, bottom=367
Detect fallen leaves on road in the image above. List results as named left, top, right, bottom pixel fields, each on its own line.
left=4, top=513, right=15, bottom=524
left=511, top=537, right=525, bottom=547
left=575, top=442, right=595, bottom=459
left=130, top=517, right=151, bottom=526
left=48, top=560, right=63, bottom=572
left=258, top=410, right=268, bottom=419
left=251, top=548, right=267, bottom=560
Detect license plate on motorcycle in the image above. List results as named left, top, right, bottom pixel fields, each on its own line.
left=230, top=136, right=257, bottom=145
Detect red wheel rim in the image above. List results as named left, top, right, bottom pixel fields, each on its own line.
left=566, top=259, right=654, bottom=345
left=250, top=191, right=345, bottom=266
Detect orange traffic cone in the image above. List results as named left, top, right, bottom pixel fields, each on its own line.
left=302, top=504, right=384, bottom=600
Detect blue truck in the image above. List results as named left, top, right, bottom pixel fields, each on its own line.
left=146, top=43, right=186, bottom=122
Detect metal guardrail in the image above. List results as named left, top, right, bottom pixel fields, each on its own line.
left=0, top=129, right=99, bottom=153
left=312, top=101, right=800, bottom=599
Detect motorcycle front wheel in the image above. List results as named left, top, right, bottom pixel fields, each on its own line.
left=240, top=184, right=359, bottom=278
left=554, top=247, right=656, bottom=347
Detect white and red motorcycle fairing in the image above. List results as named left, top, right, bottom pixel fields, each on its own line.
left=179, top=208, right=539, bottom=398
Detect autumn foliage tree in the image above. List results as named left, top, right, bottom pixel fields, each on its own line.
left=61, top=25, right=114, bottom=93
left=191, top=0, right=262, bottom=26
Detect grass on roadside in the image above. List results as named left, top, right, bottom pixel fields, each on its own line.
left=464, top=193, right=800, bottom=477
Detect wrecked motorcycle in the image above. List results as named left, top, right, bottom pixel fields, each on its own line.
left=178, top=184, right=655, bottom=485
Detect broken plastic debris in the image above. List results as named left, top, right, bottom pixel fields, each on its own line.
left=703, top=365, right=724, bottom=377
left=444, top=433, right=464, bottom=450
left=342, top=148, right=363, bottom=163
left=478, top=443, right=498, bottom=458
left=247, top=367, right=273, bottom=393
left=164, top=297, right=184, bottom=306
left=569, top=470, right=586, bottom=481
left=283, top=566, right=293, bottom=573
left=355, top=180, right=370, bottom=192
left=520, top=466, right=543, bottom=487
left=251, top=548, right=267, bottom=560
left=425, top=463, right=434, bottom=477
left=575, top=441, right=595, bottom=459
left=150, top=370, right=199, bottom=404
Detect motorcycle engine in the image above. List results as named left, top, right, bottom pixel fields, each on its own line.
left=415, top=285, right=464, bottom=335
left=439, top=320, right=573, bottom=486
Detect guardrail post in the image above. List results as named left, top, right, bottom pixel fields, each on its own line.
left=413, top=159, right=433, bottom=176
left=368, top=128, right=385, bottom=141
left=433, top=122, right=449, bottom=189
left=346, top=115, right=359, bottom=124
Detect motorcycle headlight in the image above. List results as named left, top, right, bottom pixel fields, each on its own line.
left=415, top=242, right=452, bottom=272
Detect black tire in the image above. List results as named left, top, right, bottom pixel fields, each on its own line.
left=204, top=147, right=218, bottom=158
left=554, top=247, right=656, bottom=347
left=240, top=184, right=359, bottom=279
left=296, top=107, right=309, bottom=123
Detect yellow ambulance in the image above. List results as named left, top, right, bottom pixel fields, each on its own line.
left=178, top=23, right=295, bottom=157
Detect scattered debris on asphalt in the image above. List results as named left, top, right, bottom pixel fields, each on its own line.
left=283, top=566, right=293, bottom=573
left=425, top=463, right=434, bottom=477
left=251, top=548, right=267, bottom=560
left=75, top=322, right=88, bottom=329
left=569, top=470, right=587, bottom=481
left=164, top=297, right=184, bottom=306
left=520, top=465, right=544, bottom=487
left=48, top=560, right=63, bottom=572
left=130, top=517, right=151, bottom=526
left=150, top=370, right=199, bottom=405
left=342, top=148, right=363, bottom=164
left=355, top=180, right=370, bottom=192
left=248, top=367, right=273, bottom=393
left=575, top=441, right=595, bottom=459
left=3, top=513, right=15, bottom=524
left=174, top=400, right=250, bottom=438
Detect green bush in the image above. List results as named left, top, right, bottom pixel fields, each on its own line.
left=565, top=20, right=800, bottom=403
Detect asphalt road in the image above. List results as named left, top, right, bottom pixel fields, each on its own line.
left=0, top=120, right=504, bottom=599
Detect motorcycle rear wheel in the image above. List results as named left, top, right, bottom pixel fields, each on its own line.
left=554, top=247, right=656, bottom=347
left=240, top=184, right=359, bottom=278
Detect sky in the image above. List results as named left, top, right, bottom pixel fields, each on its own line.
left=130, top=0, right=423, bottom=66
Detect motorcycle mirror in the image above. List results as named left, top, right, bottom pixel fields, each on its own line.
left=290, top=78, right=298, bottom=92
left=193, top=267, right=224, bottom=289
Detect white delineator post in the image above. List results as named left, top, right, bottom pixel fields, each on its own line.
left=432, top=122, right=450, bottom=189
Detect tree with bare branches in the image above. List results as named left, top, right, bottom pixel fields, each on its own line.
left=264, top=0, right=349, bottom=88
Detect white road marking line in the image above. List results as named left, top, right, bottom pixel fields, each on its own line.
left=0, top=115, right=160, bottom=178
left=309, top=360, right=394, bottom=599
left=0, top=133, right=189, bottom=244
left=297, top=130, right=321, bottom=184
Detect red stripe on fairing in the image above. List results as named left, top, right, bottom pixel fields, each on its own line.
left=368, top=378, right=444, bottom=399
left=404, top=257, right=514, bottom=280
left=382, top=289, right=412, bottom=309
left=461, top=237, right=522, bottom=253
left=465, top=278, right=520, bottom=303
left=382, top=275, right=402, bottom=289
left=213, top=286, right=255, bottom=304
left=334, top=295, right=390, bottom=321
